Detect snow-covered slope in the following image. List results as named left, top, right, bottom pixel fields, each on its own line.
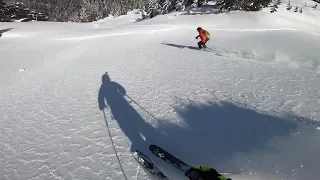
left=1, top=0, right=320, bottom=180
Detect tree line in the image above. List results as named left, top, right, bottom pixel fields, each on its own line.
left=1, top=0, right=273, bottom=22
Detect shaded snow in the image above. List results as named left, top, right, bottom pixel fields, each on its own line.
left=1, top=0, right=320, bottom=180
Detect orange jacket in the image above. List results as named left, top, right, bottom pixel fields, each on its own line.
left=198, top=29, right=208, bottom=43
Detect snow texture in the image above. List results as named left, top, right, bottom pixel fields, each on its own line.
left=1, top=0, right=320, bottom=180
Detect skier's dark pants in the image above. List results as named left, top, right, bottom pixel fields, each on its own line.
left=198, top=41, right=207, bottom=49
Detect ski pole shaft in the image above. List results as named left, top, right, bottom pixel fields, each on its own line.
left=125, top=94, right=160, bottom=121
left=102, top=109, right=128, bottom=180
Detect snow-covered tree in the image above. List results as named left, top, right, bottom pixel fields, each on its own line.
left=0, top=0, right=48, bottom=22
left=219, top=0, right=272, bottom=11
left=143, top=0, right=195, bottom=19
left=2, top=0, right=274, bottom=22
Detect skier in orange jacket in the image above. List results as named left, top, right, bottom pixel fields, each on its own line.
left=195, top=27, right=210, bottom=49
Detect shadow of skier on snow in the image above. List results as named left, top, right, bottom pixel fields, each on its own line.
left=162, top=42, right=257, bottom=58
left=155, top=99, right=302, bottom=172
left=162, top=42, right=200, bottom=50
left=98, top=72, right=160, bottom=152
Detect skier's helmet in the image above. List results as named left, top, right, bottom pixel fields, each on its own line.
left=197, top=27, right=202, bottom=31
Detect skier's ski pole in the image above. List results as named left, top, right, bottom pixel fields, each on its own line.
left=102, top=109, right=128, bottom=180
left=125, top=94, right=160, bottom=121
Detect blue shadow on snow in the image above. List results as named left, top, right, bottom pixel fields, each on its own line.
left=162, top=42, right=200, bottom=50
left=154, top=100, right=300, bottom=171
left=98, top=73, right=304, bottom=173
left=98, top=72, right=160, bottom=153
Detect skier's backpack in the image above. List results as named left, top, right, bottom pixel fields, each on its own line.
left=204, top=30, right=210, bottom=40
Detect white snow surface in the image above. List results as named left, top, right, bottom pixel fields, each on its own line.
left=1, top=0, right=320, bottom=180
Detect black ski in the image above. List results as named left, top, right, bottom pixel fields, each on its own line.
left=132, top=150, right=169, bottom=180
left=149, top=145, right=233, bottom=176
left=149, top=145, right=191, bottom=173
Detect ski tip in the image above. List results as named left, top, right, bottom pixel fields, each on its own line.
left=149, top=145, right=157, bottom=149
left=149, top=144, right=160, bottom=148
left=131, top=150, right=139, bottom=157
left=132, top=150, right=153, bottom=163
left=132, top=150, right=146, bottom=157
left=132, top=150, right=140, bottom=153
left=149, top=145, right=164, bottom=152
